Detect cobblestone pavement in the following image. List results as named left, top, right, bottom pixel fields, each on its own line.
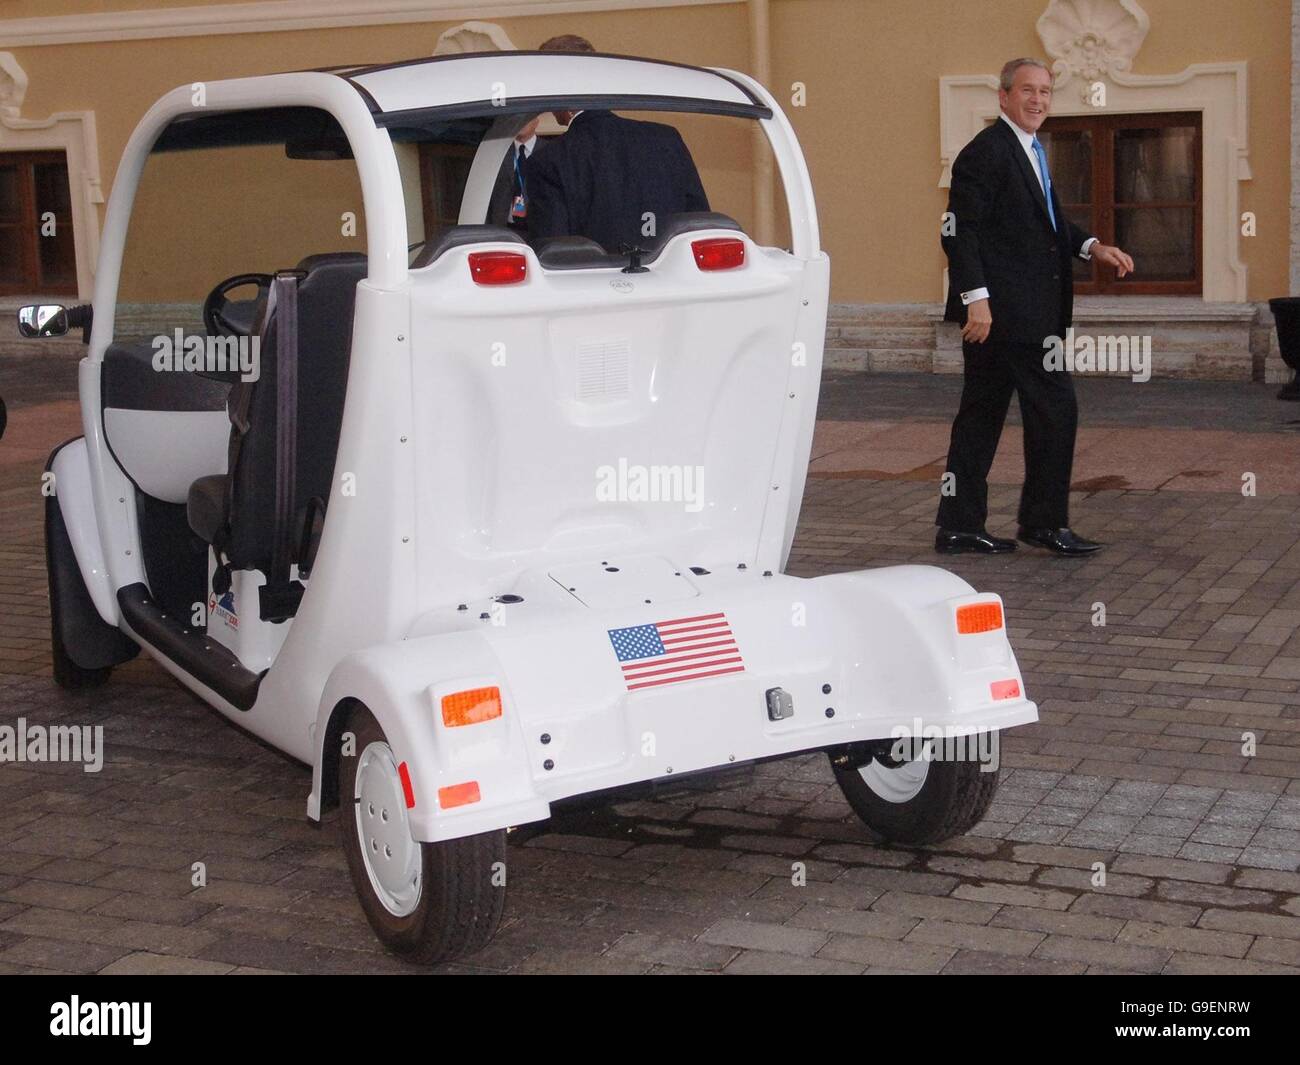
left=1, top=360, right=1298, bottom=974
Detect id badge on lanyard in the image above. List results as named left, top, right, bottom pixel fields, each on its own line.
left=511, top=150, right=527, bottom=219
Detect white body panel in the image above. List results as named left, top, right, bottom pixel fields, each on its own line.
left=349, top=53, right=758, bottom=115
left=102, top=408, right=228, bottom=504
left=51, top=437, right=118, bottom=627
left=310, top=564, right=1034, bottom=840
left=62, top=52, right=1035, bottom=844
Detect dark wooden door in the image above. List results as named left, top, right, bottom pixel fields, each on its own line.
left=0, top=150, right=76, bottom=295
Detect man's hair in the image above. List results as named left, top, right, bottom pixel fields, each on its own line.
left=999, top=57, right=1052, bottom=92
left=539, top=34, right=596, bottom=52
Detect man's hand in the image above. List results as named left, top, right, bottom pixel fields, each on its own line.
left=1092, top=243, right=1135, bottom=278
left=962, top=298, right=992, bottom=344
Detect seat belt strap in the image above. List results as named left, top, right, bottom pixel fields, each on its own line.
left=269, top=269, right=303, bottom=588
left=215, top=284, right=275, bottom=581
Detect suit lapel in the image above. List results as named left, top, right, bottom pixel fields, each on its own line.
left=997, top=118, right=1055, bottom=232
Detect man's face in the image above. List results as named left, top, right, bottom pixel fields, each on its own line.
left=516, top=116, right=541, bottom=142
left=999, top=64, right=1053, bottom=134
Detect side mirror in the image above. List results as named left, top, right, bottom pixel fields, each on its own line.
left=17, top=304, right=69, bottom=339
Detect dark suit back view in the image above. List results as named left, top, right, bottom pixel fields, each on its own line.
left=937, top=115, right=1095, bottom=535
left=525, top=110, right=710, bottom=252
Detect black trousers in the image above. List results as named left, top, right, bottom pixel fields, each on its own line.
left=935, top=338, right=1078, bottom=533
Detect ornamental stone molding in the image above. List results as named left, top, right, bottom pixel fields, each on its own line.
left=1037, top=0, right=1150, bottom=95
left=0, top=50, right=28, bottom=118
left=432, top=20, right=519, bottom=55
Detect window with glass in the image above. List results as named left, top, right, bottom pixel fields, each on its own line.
left=1039, top=111, right=1202, bottom=295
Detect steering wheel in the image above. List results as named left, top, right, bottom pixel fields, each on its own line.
left=203, top=273, right=273, bottom=337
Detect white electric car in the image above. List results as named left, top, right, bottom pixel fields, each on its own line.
left=21, top=51, right=1037, bottom=963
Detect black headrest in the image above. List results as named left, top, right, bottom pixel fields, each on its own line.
left=411, top=225, right=526, bottom=269
left=530, top=213, right=744, bottom=271
left=534, top=236, right=624, bottom=271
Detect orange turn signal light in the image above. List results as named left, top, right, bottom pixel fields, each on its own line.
left=438, top=781, right=481, bottom=809
left=441, top=686, right=503, bottom=727
left=467, top=251, right=527, bottom=285
left=956, top=601, right=1003, bottom=634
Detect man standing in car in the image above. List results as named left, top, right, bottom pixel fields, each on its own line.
left=526, top=34, right=711, bottom=253
left=936, top=57, right=1134, bottom=557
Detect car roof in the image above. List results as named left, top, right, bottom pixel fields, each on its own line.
left=327, top=51, right=772, bottom=123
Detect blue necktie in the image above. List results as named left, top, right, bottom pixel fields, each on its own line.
left=1031, top=137, right=1057, bottom=231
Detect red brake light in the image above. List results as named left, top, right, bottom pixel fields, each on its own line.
left=692, top=237, right=745, bottom=271
left=468, top=251, right=527, bottom=285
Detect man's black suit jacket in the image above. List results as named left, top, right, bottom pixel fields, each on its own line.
left=526, top=110, right=710, bottom=252
left=942, top=116, right=1093, bottom=346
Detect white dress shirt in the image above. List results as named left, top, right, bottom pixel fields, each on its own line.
left=959, top=113, right=1098, bottom=306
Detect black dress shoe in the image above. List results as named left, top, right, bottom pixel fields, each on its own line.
left=1017, top=526, right=1103, bottom=556
left=935, top=528, right=1017, bottom=554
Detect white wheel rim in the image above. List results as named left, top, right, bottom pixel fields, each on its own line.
left=354, top=741, right=422, bottom=917
left=858, top=745, right=932, bottom=804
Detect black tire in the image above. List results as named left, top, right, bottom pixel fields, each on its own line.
left=44, top=445, right=138, bottom=690
left=338, top=703, right=507, bottom=964
left=833, top=747, right=1000, bottom=846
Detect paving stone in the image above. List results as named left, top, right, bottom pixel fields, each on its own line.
left=1033, top=934, right=1171, bottom=973
left=698, top=917, right=828, bottom=957
left=785, top=904, right=917, bottom=940
left=604, top=932, right=739, bottom=971
left=1197, top=908, right=1300, bottom=939
left=816, top=932, right=955, bottom=972
left=723, top=949, right=863, bottom=975
left=98, top=951, right=236, bottom=975
left=941, top=949, right=1086, bottom=975
left=990, top=905, right=1124, bottom=941
left=8, top=369, right=1300, bottom=972
left=1069, top=894, right=1203, bottom=927
left=905, top=919, right=1045, bottom=957
left=1116, top=920, right=1252, bottom=957
left=869, top=890, right=1000, bottom=925
left=951, top=883, right=1077, bottom=910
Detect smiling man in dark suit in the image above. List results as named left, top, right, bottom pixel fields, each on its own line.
left=525, top=34, right=710, bottom=253
left=936, top=57, right=1134, bottom=557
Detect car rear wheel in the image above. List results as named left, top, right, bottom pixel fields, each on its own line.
left=832, top=738, right=1000, bottom=846
left=338, top=703, right=507, bottom=963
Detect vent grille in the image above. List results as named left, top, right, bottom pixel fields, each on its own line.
left=576, top=338, right=630, bottom=401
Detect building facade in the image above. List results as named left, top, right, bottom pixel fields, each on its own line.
left=0, top=0, right=1295, bottom=381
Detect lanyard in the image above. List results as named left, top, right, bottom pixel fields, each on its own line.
left=513, top=144, right=526, bottom=196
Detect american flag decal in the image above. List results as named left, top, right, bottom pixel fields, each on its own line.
left=607, top=612, right=745, bottom=691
